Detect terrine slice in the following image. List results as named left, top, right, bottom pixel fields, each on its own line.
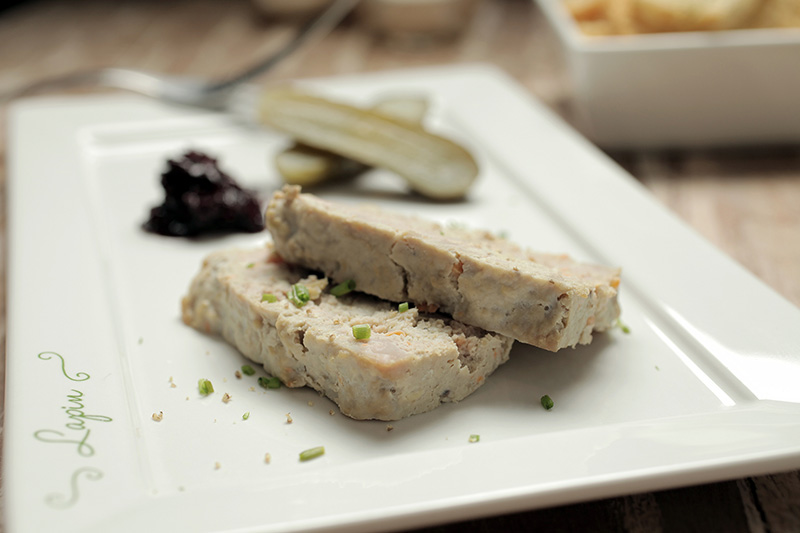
left=182, top=245, right=513, bottom=421
left=266, top=186, right=621, bottom=351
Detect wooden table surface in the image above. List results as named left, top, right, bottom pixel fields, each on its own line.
left=1, top=0, right=799, bottom=531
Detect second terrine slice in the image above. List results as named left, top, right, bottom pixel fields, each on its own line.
left=266, top=186, right=621, bottom=351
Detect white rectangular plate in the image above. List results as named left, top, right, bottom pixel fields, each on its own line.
left=6, top=64, right=800, bottom=533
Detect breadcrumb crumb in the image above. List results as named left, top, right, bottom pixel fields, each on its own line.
left=285, top=413, right=293, bottom=424
left=264, top=453, right=272, bottom=464
left=151, top=411, right=164, bottom=422
left=222, top=392, right=232, bottom=403
left=235, top=370, right=242, bottom=379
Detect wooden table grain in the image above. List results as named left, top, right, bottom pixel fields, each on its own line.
left=1, top=0, right=799, bottom=531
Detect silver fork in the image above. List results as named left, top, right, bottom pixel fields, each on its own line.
left=1, top=0, right=359, bottom=110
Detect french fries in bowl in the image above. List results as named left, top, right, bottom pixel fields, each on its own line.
left=537, top=0, right=800, bottom=147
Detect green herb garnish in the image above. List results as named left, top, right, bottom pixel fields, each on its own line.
left=352, top=324, right=371, bottom=340
left=540, top=394, right=554, bottom=410
left=330, top=279, right=356, bottom=297
left=198, top=378, right=214, bottom=396
left=468, top=434, right=480, bottom=443
left=398, top=302, right=409, bottom=313
left=299, top=446, right=325, bottom=462
left=261, top=293, right=278, bottom=303
left=616, top=319, right=631, bottom=334
left=246, top=263, right=255, bottom=269
left=242, top=412, right=250, bottom=420
left=288, top=283, right=310, bottom=307
left=258, top=376, right=282, bottom=389
left=241, top=364, right=256, bottom=376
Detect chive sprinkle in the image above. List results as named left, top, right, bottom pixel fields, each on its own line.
left=261, top=293, right=277, bottom=303
left=352, top=324, right=371, bottom=340
left=541, top=395, right=554, bottom=410
left=198, top=378, right=214, bottom=396
left=330, top=279, right=356, bottom=297
left=468, top=434, right=480, bottom=443
left=299, top=446, right=325, bottom=462
left=616, top=319, right=631, bottom=334
left=242, top=412, right=250, bottom=420
left=288, top=283, right=310, bottom=307
left=398, top=302, right=409, bottom=313
left=241, top=364, right=256, bottom=376
left=258, top=376, right=282, bottom=389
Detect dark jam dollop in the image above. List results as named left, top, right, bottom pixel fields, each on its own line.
left=143, top=151, right=264, bottom=237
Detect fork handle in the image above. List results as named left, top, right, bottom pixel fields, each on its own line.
left=208, top=0, right=360, bottom=92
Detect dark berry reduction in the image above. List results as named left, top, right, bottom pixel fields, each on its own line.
left=143, top=151, right=264, bottom=237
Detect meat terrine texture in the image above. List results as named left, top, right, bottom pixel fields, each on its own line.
left=181, top=245, right=513, bottom=420
left=266, top=186, right=621, bottom=351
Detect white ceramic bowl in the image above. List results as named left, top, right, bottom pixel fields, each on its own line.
left=536, top=0, right=800, bottom=148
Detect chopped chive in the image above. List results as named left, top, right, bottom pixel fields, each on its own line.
left=288, top=283, right=310, bottom=307
left=246, top=262, right=255, bottom=269
left=616, top=319, right=631, bottom=334
left=241, top=364, right=256, bottom=376
left=299, top=446, right=325, bottom=462
left=242, top=412, right=250, bottom=420
left=261, top=293, right=277, bottom=303
left=398, top=302, right=409, bottom=313
left=198, top=378, right=214, bottom=396
left=540, top=394, right=554, bottom=410
left=352, top=324, right=371, bottom=340
left=468, top=434, right=480, bottom=443
left=330, top=279, right=356, bottom=297
left=258, top=376, right=282, bottom=389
